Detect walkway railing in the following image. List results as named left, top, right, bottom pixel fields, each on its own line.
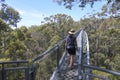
left=76, top=29, right=120, bottom=80
left=77, top=29, right=90, bottom=80
left=0, top=29, right=120, bottom=80
left=31, top=41, right=64, bottom=80
left=0, top=60, right=29, bottom=80
left=80, top=64, right=120, bottom=80
left=31, top=30, right=80, bottom=80
left=50, top=29, right=120, bottom=80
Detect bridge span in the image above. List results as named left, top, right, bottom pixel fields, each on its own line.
left=0, top=29, right=120, bottom=80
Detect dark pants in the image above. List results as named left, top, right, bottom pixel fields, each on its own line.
left=67, top=47, right=76, bottom=55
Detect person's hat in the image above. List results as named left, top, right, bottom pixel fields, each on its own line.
left=68, top=29, right=75, bottom=34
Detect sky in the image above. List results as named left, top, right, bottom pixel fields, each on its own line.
left=5, top=0, right=107, bottom=27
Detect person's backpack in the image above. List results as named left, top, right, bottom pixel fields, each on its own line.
left=66, top=36, right=76, bottom=49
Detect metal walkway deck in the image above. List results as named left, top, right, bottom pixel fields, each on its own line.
left=54, top=53, right=79, bottom=80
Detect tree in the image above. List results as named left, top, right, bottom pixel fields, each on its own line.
left=0, top=19, right=11, bottom=58
left=55, top=0, right=119, bottom=9
left=0, top=3, right=21, bottom=27
left=55, top=0, right=120, bottom=25
left=95, top=2, right=120, bottom=18
left=42, top=14, right=74, bottom=38
left=5, top=40, right=27, bottom=60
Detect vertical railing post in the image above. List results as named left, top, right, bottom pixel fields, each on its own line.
left=2, top=63, right=5, bottom=80
left=77, top=29, right=84, bottom=80
left=78, top=46, right=84, bottom=80
left=57, top=45, right=60, bottom=72
left=30, top=63, right=36, bottom=80
left=86, top=51, right=90, bottom=80
left=81, top=30, right=84, bottom=80
left=25, top=68, right=29, bottom=80
left=78, top=47, right=82, bottom=79
left=84, top=31, right=90, bottom=80
left=81, top=36, right=84, bottom=80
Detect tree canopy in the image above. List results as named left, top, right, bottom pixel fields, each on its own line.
left=55, top=0, right=119, bottom=9
left=55, top=0, right=120, bottom=16
left=0, top=3, right=21, bottom=27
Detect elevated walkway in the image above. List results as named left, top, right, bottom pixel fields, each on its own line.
left=50, top=29, right=120, bottom=80
left=0, top=29, right=120, bottom=80
left=51, top=53, right=79, bottom=80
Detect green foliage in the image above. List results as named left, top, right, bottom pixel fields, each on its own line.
left=0, top=13, right=120, bottom=79
left=80, top=17, right=120, bottom=79
left=92, top=70, right=111, bottom=80
left=35, top=50, right=57, bottom=80
left=0, top=5, right=21, bottom=27
left=0, top=18, right=8, bottom=30
left=108, top=74, right=120, bottom=80
left=49, top=35, right=61, bottom=48
left=5, top=40, right=27, bottom=60
left=0, top=19, right=11, bottom=58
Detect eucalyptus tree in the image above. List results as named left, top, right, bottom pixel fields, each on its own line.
left=23, top=14, right=75, bottom=58
left=43, top=14, right=74, bottom=39
left=0, top=5, right=21, bottom=58
left=4, top=27, right=28, bottom=60
left=0, top=5, right=21, bottom=27
left=0, top=2, right=21, bottom=60
left=0, top=19, right=11, bottom=58
left=55, top=0, right=120, bottom=11
left=1, top=0, right=119, bottom=14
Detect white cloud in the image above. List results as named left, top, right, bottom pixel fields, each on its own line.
left=16, top=8, right=26, bottom=15
left=29, top=11, right=44, bottom=18
left=16, top=9, right=50, bottom=27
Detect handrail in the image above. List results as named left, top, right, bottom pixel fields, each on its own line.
left=0, top=60, right=30, bottom=80
left=84, top=65, right=120, bottom=76
left=50, top=51, right=67, bottom=80
left=31, top=36, right=67, bottom=80
left=0, top=67, right=28, bottom=71
left=85, top=73, right=109, bottom=80
left=32, top=39, right=65, bottom=63
left=0, top=60, right=28, bottom=64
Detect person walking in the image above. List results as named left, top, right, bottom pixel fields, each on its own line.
left=65, top=29, right=77, bottom=69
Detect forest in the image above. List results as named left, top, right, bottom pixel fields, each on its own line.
left=0, top=0, right=120, bottom=80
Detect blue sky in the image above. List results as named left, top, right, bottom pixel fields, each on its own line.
left=5, top=0, right=106, bottom=27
